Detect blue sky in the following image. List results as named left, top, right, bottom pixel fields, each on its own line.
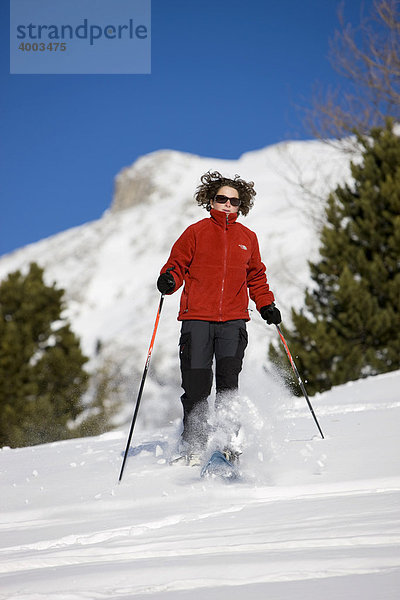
left=1, top=0, right=374, bottom=255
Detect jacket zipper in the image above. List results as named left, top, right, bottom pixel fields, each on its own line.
left=218, top=214, right=229, bottom=320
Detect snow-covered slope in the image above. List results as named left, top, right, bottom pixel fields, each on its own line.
left=1, top=370, right=399, bottom=599
left=0, top=140, right=352, bottom=426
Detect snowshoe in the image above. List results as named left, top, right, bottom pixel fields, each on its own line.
left=200, top=450, right=240, bottom=481
left=170, top=452, right=202, bottom=467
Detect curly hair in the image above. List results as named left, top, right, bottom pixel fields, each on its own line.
left=194, top=170, right=256, bottom=216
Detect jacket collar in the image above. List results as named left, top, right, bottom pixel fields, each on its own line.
left=210, top=208, right=239, bottom=228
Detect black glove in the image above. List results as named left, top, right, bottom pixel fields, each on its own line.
left=157, top=271, right=176, bottom=294
left=260, top=302, right=281, bottom=325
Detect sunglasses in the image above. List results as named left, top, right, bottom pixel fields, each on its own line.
left=214, top=194, right=241, bottom=207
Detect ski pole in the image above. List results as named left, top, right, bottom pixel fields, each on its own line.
left=118, top=292, right=166, bottom=483
left=275, top=324, right=324, bottom=439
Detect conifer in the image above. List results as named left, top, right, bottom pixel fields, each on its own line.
left=270, top=122, right=400, bottom=394
left=0, top=263, right=89, bottom=447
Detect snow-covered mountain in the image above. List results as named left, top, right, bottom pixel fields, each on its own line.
left=1, top=369, right=399, bottom=599
left=0, top=140, right=352, bottom=426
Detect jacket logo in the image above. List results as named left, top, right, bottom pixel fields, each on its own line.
left=238, top=244, right=247, bottom=250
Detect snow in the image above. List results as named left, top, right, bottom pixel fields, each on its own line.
left=1, top=369, right=399, bottom=599
left=0, top=140, right=399, bottom=597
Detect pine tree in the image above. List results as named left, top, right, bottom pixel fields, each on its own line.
left=0, top=263, right=89, bottom=447
left=270, top=122, right=400, bottom=395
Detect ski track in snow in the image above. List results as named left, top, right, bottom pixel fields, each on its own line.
left=1, top=371, right=400, bottom=599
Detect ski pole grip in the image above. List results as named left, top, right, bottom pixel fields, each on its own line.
left=163, top=266, right=176, bottom=295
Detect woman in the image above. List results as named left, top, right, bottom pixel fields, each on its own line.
left=157, top=171, right=281, bottom=463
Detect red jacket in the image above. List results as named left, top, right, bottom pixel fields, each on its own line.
left=161, top=208, right=275, bottom=322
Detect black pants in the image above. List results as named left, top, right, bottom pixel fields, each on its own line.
left=179, top=320, right=248, bottom=450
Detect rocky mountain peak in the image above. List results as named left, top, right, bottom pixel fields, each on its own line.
left=110, top=149, right=202, bottom=212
